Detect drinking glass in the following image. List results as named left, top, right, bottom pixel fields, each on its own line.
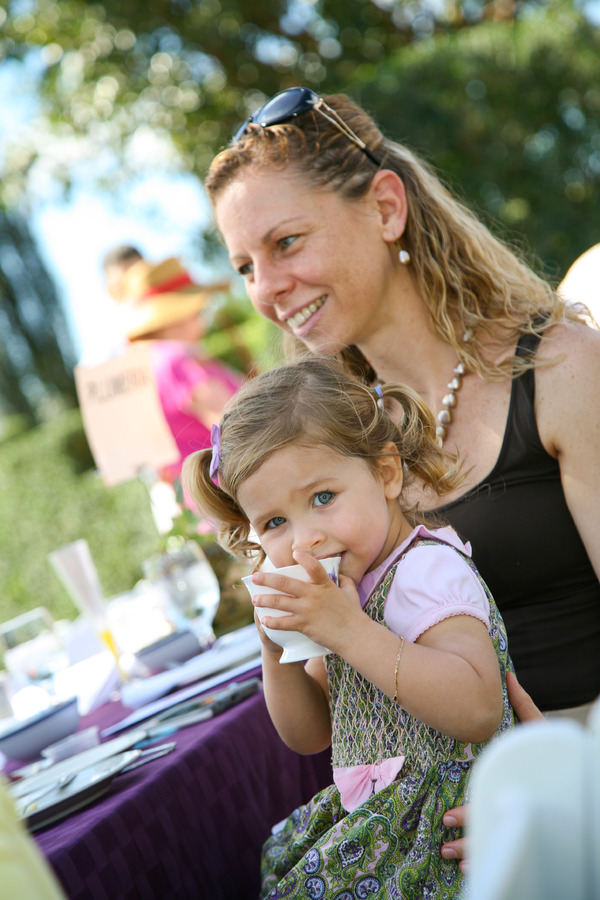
left=0, top=608, right=69, bottom=709
left=142, top=539, right=220, bottom=647
left=48, top=539, right=119, bottom=661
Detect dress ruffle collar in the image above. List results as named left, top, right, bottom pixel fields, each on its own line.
left=358, top=524, right=472, bottom=608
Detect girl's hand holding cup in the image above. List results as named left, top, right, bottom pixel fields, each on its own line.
left=243, top=555, right=346, bottom=664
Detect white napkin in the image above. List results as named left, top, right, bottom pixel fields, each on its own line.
left=53, top=651, right=120, bottom=716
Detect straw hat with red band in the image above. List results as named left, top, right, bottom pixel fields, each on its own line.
left=119, top=257, right=230, bottom=339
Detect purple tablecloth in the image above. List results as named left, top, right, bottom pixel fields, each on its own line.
left=32, top=670, right=332, bottom=899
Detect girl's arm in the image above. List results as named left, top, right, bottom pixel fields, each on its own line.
left=254, top=553, right=503, bottom=744
left=336, top=612, right=503, bottom=743
left=257, top=614, right=332, bottom=755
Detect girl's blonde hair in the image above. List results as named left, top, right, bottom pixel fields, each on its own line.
left=206, top=92, right=588, bottom=382
left=182, top=357, right=463, bottom=564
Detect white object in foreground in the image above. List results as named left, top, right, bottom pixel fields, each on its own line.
left=243, top=557, right=340, bottom=664
left=466, top=695, right=600, bottom=900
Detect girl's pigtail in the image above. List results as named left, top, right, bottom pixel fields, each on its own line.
left=181, top=450, right=261, bottom=561
left=384, top=384, right=465, bottom=497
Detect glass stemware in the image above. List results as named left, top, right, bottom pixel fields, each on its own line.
left=142, top=539, right=220, bottom=647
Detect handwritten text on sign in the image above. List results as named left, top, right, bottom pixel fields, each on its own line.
left=75, top=343, right=179, bottom=486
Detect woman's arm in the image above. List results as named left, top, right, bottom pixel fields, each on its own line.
left=536, top=323, right=600, bottom=578
left=440, top=671, right=545, bottom=872
left=505, top=670, right=545, bottom=724
left=438, top=324, right=600, bottom=872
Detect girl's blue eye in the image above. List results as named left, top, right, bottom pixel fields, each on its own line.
left=279, top=235, right=297, bottom=249
left=314, top=491, right=334, bottom=507
left=266, top=515, right=286, bottom=529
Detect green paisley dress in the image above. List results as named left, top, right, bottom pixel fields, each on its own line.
left=260, top=538, right=516, bottom=899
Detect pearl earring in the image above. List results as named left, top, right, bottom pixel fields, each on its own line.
left=399, top=249, right=411, bottom=265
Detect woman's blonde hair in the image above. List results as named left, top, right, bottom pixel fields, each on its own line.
left=206, top=92, right=588, bottom=381
left=182, top=357, right=463, bottom=565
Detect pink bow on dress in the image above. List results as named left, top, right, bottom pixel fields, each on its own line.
left=333, top=755, right=406, bottom=812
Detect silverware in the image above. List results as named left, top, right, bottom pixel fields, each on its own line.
left=141, top=677, right=261, bottom=739
left=120, top=741, right=176, bottom=773
left=21, top=771, right=77, bottom=814
left=144, top=707, right=213, bottom=739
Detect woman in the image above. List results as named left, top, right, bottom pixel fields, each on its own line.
left=204, top=86, right=599, bottom=859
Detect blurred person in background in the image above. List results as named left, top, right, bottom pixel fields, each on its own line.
left=116, top=255, right=244, bottom=492
left=102, top=244, right=143, bottom=302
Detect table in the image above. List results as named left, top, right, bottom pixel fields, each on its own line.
left=32, top=669, right=332, bottom=900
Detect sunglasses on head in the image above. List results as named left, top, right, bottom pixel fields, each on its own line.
left=233, top=86, right=382, bottom=167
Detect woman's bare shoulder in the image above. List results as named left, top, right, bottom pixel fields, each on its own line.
left=536, top=320, right=600, bottom=455
left=537, top=319, right=600, bottom=381
left=540, top=316, right=599, bottom=347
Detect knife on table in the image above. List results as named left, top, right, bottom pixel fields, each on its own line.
left=139, top=678, right=261, bottom=741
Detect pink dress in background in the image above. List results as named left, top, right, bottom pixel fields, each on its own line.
left=148, top=340, right=243, bottom=482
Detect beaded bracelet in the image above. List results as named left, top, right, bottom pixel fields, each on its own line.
left=392, top=637, right=405, bottom=704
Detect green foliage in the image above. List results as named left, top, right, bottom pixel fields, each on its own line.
left=0, top=210, right=78, bottom=422
left=0, top=0, right=418, bottom=196
left=1, top=0, right=597, bottom=277
left=355, top=8, right=600, bottom=276
left=0, top=408, right=161, bottom=624
left=0, top=0, right=598, bottom=629
left=203, top=292, right=284, bottom=374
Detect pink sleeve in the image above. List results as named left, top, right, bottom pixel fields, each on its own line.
left=167, top=353, right=207, bottom=409
left=383, top=545, right=491, bottom=642
left=152, top=344, right=241, bottom=412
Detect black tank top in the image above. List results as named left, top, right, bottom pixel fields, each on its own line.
left=436, top=329, right=600, bottom=710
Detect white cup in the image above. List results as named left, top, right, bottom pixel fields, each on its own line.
left=242, top=556, right=340, bottom=664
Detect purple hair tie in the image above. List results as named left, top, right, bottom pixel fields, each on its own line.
left=209, top=423, right=221, bottom=479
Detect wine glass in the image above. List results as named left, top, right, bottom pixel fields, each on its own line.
left=142, top=540, right=220, bottom=648
left=0, top=608, right=69, bottom=714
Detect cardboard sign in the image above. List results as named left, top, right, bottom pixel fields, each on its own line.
left=75, top=344, right=179, bottom=486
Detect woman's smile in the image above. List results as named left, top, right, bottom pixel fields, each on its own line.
left=285, top=295, right=326, bottom=331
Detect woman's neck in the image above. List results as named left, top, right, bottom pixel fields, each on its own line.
left=356, top=291, right=458, bottom=413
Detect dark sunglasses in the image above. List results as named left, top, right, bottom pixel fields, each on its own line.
left=233, top=86, right=382, bottom=167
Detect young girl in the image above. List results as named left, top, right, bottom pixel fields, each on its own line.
left=182, top=356, right=515, bottom=899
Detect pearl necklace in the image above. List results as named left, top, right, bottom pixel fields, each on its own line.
left=435, top=361, right=468, bottom=447
left=435, top=329, right=472, bottom=447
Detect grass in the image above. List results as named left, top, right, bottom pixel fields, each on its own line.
left=0, top=407, right=161, bottom=625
